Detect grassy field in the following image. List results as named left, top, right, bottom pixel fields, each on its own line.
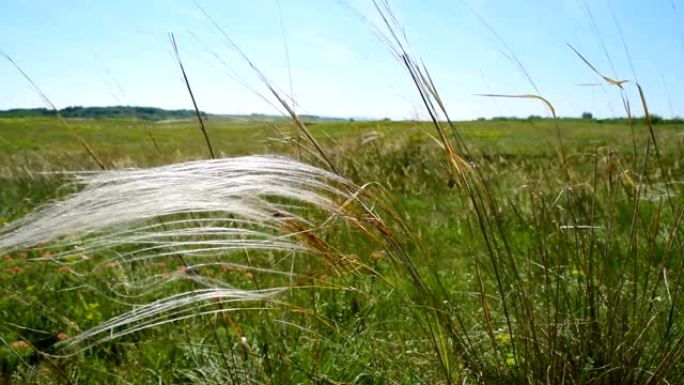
left=1, top=115, right=684, bottom=384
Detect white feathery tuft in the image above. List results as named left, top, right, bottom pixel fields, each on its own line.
left=0, top=155, right=359, bottom=349
left=0, top=155, right=350, bottom=253
left=59, top=288, right=284, bottom=349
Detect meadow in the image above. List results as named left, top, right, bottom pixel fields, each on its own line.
left=1, top=112, right=683, bottom=384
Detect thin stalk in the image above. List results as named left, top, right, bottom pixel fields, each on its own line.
left=170, top=33, right=216, bottom=159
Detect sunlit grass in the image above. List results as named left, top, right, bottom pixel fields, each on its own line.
left=1, top=112, right=683, bottom=383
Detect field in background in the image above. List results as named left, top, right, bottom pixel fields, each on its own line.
left=1, top=116, right=684, bottom=384
left=3, top=116, right=681, bottom=167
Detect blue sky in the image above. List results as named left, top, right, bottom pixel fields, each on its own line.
left=1, top=0, right=682, bottom=120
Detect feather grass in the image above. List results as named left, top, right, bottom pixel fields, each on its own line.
left=0, top=155, right=361, bottom=349
left=0, top=155, right=350, bottom=253
left=58, top=288, right=282, bottom=350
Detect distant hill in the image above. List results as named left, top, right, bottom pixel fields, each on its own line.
left=0, top=106, right=353, bottom=122
left=0, top=106, right=204, bottom=121
left=210, top=113, right=349, bottom=123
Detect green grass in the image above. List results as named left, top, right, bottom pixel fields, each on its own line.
left=1, top=115, right=684, bottom=384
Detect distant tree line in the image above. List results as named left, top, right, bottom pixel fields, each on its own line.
left=0, top=107, right=355, bottom=122
left=485, top=114, right=683, bottom=125
left=0, top=106, right=206, bottom=121
left=576, top=114, right=684, bottom=125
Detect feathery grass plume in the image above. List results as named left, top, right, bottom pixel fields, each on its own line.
left=0, top=155, right=364, bottom=348
left=0, top=156, right=350, bottom=252
left=59, top=288, right=283, bottom=349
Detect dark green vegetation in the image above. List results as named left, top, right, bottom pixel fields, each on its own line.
left=0, top=106, right=350, bottom=123
left=1, top=115, right=684, bottom=384
left=0, top=106, right=203, bottom=121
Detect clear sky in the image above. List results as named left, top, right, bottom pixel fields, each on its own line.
left=1, top=0, right=682, bottom=120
